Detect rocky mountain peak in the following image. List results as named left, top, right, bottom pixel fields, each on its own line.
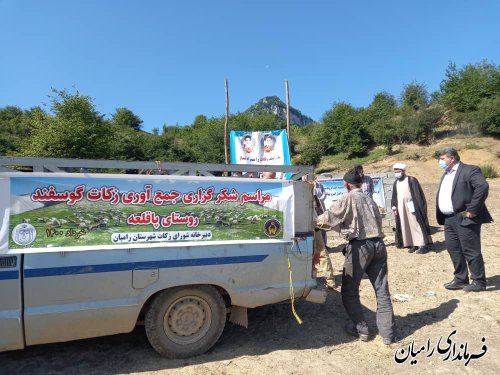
left=243, top=96, right=314, bottom=127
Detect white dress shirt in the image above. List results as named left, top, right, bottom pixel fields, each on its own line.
left=438, top=162, right=460, bottom=215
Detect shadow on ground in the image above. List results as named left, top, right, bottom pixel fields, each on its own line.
left=486, top=274, right=500, bottom=291
left=430, top=225, right=441, bottom=235
left=427, top=240, right=448, bottom=253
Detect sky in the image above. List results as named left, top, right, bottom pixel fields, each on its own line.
left=1, top=0, right=499, bottom=132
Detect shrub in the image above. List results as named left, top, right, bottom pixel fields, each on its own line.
left=480, top=164, right=498, bottom=179
left=407, top=152, right=421, bottom=161
left=465, top=143, right=482, bottom=150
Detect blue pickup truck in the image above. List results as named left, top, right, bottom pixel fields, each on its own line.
left=0, top=157, right=322, bottom=358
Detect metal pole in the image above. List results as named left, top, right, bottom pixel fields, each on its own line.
left=285, top=80, right=290, bottom=142
left=224, top=79, right=229, bottom=165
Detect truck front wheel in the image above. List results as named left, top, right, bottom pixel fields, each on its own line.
left=145, top=285, right=226, bottom=358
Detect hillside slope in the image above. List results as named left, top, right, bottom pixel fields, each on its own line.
left=319, top=136, right=500, bottom=184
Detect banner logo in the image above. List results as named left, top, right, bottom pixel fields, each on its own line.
left=12, top=223, right=37, bottom=246
left=264, top=219, right=281, bottom=237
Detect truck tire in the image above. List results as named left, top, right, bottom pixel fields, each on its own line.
left=145, top=285, right=226, bottom=358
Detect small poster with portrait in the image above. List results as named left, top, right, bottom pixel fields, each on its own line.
left=229, top=130, right=292, bottom=178
left=321, top=177, right=387, bottom=214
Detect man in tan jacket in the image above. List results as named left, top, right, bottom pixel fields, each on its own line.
left=317, top=169, right=395, bottom=345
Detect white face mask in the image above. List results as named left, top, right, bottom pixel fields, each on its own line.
left=395, top=172, right=404, bottom=179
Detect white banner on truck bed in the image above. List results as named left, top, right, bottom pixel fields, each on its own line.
left=0, top=173, right=294, bottom=254
left=321, top=177, right=387, bottom=214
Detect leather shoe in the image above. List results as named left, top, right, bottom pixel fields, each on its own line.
left=463, top=281, right=486, bottom=292
left=344, top=322, right=369, bottom=342
left=408, top=247, right=416, bottom=253
left=415, top=246, right=427, bottom=254
left=444, top=280, right=469, bottom=290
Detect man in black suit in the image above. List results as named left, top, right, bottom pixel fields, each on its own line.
left=436, top=147, right=493, bottom=292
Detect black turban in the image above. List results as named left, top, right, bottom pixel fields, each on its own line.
left=343, top=169, right=362, bottom=184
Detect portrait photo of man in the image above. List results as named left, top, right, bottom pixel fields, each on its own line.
left=262, top=134, right=275, bottom=153
left=242, top=134, right=255, bottom=154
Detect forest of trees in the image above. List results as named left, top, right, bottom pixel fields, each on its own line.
left=1, top=61, right=499, bottom=167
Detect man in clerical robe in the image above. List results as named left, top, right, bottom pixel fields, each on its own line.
left=391, top=163, right=433, bottom=254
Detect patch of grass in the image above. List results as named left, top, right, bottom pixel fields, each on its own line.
left=318, top=148, right=388, bottom=172
left=315, top=166, right=336, bottom=174
left=465, top=143, right=482, bottom=150
left=480, top=164, right=498, bottom=179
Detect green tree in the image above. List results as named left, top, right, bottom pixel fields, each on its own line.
left=153, top=125, right=195, bottom=162
left=322, top=102, right=371, bottom=158
left=401, top=81, right=428, bottom=111
left=187, top=117, right=226, bottom=163
left=362, top=92, right=398, bottom=137
left=229, top=113, right=285, bottom=132
left=0, top=106, right=43, bottom=155
left=405, top=107, right=442, bottom=144
left=388, top=107, right=442, bottom=145
left=440, top=61, right=500, bottom=112
left=20, top=89, right=110, bottom=159
left=296, top=123, right=327, bottom=165
left=477, top=96, right=500, bottom=135
left=192, top=114, right=208, bottom=128
left=111, top=107, right=143, bottom=130
left=109, top=125, right=147, bottom=160
left=369, top=91, right=397, bottom=118
left=371, top=118, right=398, bottom=154
left=0, top=106, right=23, bottom=124
left=430, top=91, right=442, bottom=104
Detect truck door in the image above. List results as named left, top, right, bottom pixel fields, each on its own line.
left=22, top=250, right=139, bottom=346
left=0, top=254, right=24, bottom=351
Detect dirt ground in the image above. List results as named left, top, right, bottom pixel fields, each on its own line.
left=1, top=139, right=499, bottom=375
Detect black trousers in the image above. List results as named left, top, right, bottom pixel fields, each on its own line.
left=341, top=238, right=395, bottom=339
left=444, top=214, right=486, bottom=286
